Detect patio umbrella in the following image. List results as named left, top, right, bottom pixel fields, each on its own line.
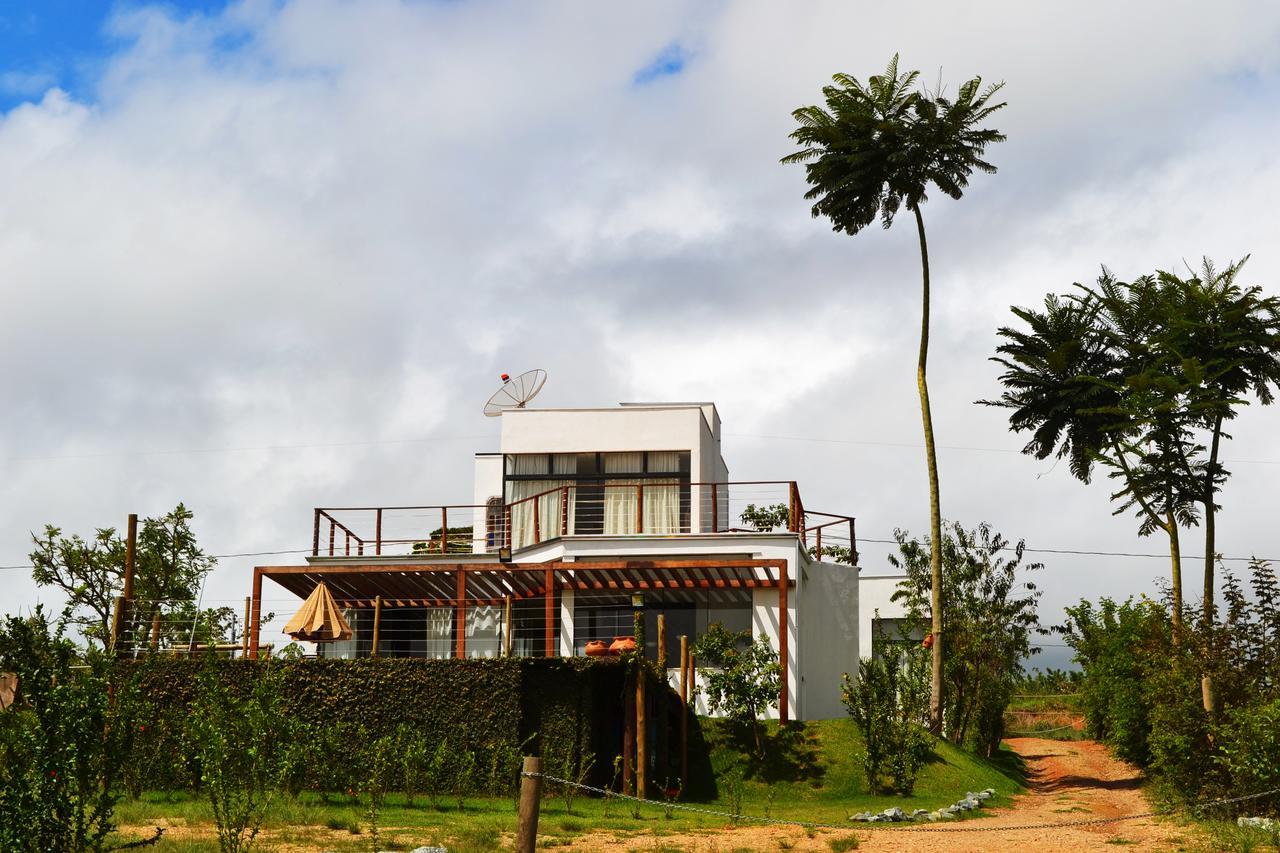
left=283, top=582, right=353, bottom=643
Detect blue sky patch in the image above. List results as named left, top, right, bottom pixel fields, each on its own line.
left=0, top=0, right=232, bottom=111
left=632, top=42, right=689, bottom=86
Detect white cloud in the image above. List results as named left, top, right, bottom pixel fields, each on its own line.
left=2, top=0, right=1280, bottom=649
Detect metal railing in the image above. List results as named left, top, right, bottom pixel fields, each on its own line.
left=312, top=481, right=855, bottom=560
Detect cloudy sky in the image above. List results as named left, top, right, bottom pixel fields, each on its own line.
left=3, top=0, right=1280, bottom=668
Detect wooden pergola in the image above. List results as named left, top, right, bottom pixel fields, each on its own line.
left=250, top=556, right=792, bottom=722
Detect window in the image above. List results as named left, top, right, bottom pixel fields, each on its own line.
left=504, top=451, right=691, bottom=543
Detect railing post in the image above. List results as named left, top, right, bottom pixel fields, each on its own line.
left=636, top=484, right=644, bottom=534
left=561, top=486, right=569, bottom=536
left=455, top=568, right=467, bottom=660
left=441, top=506, right=449, bottom=554
left=710, top=483, right=718, bottom=533
left=375, top=508, right=383, bottom=556
left=787, top=482, right=798, bottom=533
left=516, top=756, right=542, bottom=853
left=815, top=526, right=822, bottom=560
left=371, top=595, right=382, bottom=658
left=850, top=518, right=858, bottom=564
left=344, top=530, right=350, bottom=556
left=312, top=509, right=321, bottom=557
left=533, top=499, right=541, bottom=544
left=329, top=519, right=335, bottom=556
left=505, top=506, right=512, bottom=551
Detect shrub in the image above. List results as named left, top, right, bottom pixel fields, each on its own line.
left=0, top=608, right=157, bottom=852
left=1213, top=698, right=1280, bottom=814
left=841, top=651, right=932, bottom=794
left=692, top=625, right=781, bottom=756
left=187, top=654, right=288, bottom=853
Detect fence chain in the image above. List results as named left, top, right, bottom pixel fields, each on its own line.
left=1006, top=723, right=1079, bottom=735
left=522, top=772, right=1280, bottom=834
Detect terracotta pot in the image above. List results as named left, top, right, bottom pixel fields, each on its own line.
left=922, top=633, right=934, bottom=650
left=584, top=640, right=610, bottom=657
left=609, top=636, right=637, bottom=655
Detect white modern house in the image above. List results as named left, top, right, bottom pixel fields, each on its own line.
left=248, top=400, right=875, bottom=722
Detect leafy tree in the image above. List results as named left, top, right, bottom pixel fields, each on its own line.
left=187, top=655, right=287, bottom=853
left=0, top=607, right=160, bottom=852
left=784, top=55, right=1006, bottom=731
left=890, top=521, right=1041, bottom=754
left=738, top=503, right=790, bottom=532
left=841, top=651, right=932, bottom=794
left=29, top=527, right=125, bottom=648
left=692, top=624, right=781, bottom=755
left=28, top=504, right=216, bottom=650
left=988, top=273, right=1203, bottom=629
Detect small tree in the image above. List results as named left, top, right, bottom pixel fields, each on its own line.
left=0, top=607, right=159, bottom=852
left=842, top=651, right=932, bottom=794
left=692, top=624, right=781, bottom=755
left=739, top=503, right=790, bottom=532
left=187, top=657, right=287, bottom=853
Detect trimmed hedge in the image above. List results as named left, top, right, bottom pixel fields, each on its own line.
left=120, top=657, right=633, bottom=794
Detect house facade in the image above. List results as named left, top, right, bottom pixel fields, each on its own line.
left=248, top=401, right=867, bottom=721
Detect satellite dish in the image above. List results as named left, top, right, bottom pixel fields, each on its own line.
left=484, top=369, right=547, bottom=416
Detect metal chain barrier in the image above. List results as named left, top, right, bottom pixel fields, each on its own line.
left=521, top=771, right=1280, bottom=834
left=1005, top=723, right=1079, bottom=735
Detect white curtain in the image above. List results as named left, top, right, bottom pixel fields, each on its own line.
left=508, top=454, right=576, bottom=549
left=644, top=451, right=682, bottom=534
left=424, top=608, right=452, bottom=659
left=603, top=452, right=642, bottom=534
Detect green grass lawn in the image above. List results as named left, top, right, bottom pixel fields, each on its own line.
left=111, top=717, right=1026, bottom=852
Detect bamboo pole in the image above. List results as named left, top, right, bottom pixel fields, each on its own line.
left=679, top=635, right=689, bottom=788
left=635, top=611, right=647, bottom=799
left=657, top=613, right=667, bottom=668
left=240, top=597, right=250, bottom=657
left=504, top=595, right=513, bottom=656
left=371, top=596, right=383, bottom=658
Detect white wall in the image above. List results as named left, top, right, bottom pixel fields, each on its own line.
left=751, top=586, right=797, bottom=720
left=858, top=575, right=909, bottom=660
left=797, top=561, right=859, bottom=718
left=472, top=452, right=504, bottom=552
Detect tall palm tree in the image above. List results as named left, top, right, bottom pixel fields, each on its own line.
left=783, top=56, right=1005, bottom=732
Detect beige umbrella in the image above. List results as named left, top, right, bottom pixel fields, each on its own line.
left=283, top=582, right=353, bottom=643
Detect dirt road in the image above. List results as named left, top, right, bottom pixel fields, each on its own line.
left=571, top=737, right=1198, bottom=852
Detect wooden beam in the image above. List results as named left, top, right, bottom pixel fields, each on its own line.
left=455, top=569, right=466, bottom=660
left=679, top=635, right=689, bottom=787
left=371, top=596, right=382, bottom=658
left=241, top=597, right=249, bottom=658
left=249, top=567, right=263, bottom=659
left=544, top=566, right=554, bottom=658
left=778, top=559, right=789, bottom=726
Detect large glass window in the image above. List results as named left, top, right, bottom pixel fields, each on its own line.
left=505, top=451, right=690, bottom=542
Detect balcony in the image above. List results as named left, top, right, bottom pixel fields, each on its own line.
left=310, top=481, right=856, bottom=563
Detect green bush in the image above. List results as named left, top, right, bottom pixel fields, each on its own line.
left=841, top=652, right=933, bottom=794
left=118, top=656, right=627, bottom=795
left=1213, top=699, right=1280, bottom=814
left=0, top=608, right=157, bottom=852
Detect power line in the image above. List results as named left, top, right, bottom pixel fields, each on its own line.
left=858, top=536, right=1274, bottom=564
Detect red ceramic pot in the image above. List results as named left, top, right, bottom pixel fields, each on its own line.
left=584, top=640, right=609, bottom=657
left=609, top=636, right=637, bottom=655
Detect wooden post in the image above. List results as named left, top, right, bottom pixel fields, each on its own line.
left=240, top=597, right=250, bottom=657
left=622, top=670, right=635, bottom=796
left=710, top=483, right=718, bottom=533
left=635, top=611, right=647, bottom=799
left=515, top=756, right=542, bottom=853
left=371, top=596, right=383, bottom=658
left=778, top=560, right=789, bottom=725
left=455, top=569, right=467, bottom=660
left=655, top=613, right=667, bottom=786
left=533, top=499, right=541, bottom=544
left=441, top=507, right=449, bottom=553
left=656, top=613, right=667, bottom=668
left=119, top=513, right=137, bottom=653
left=110, top=595, right=126, bottom=651
left=375, top=508, right=383, bottom=556
left=561, top=487, right=569, bottom=536
left=329, top=519, right=335, bottom=556
left=636, top=484, right=644, bottom=533
left=544, top=566, right=555, bottom=658
left=312, top=509, right=321, bottom=556
left=815, top=526, right=822, bottom=560
left=679, top=635, right=689, bottom=787
left=152, top=611, right=162, bottom=652
left=249, top=567, right=263, bottom=659
left=504, top=595, right=513, bottom=656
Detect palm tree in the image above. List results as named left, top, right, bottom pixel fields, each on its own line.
left=783, top=56, right=1006, bottom=732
